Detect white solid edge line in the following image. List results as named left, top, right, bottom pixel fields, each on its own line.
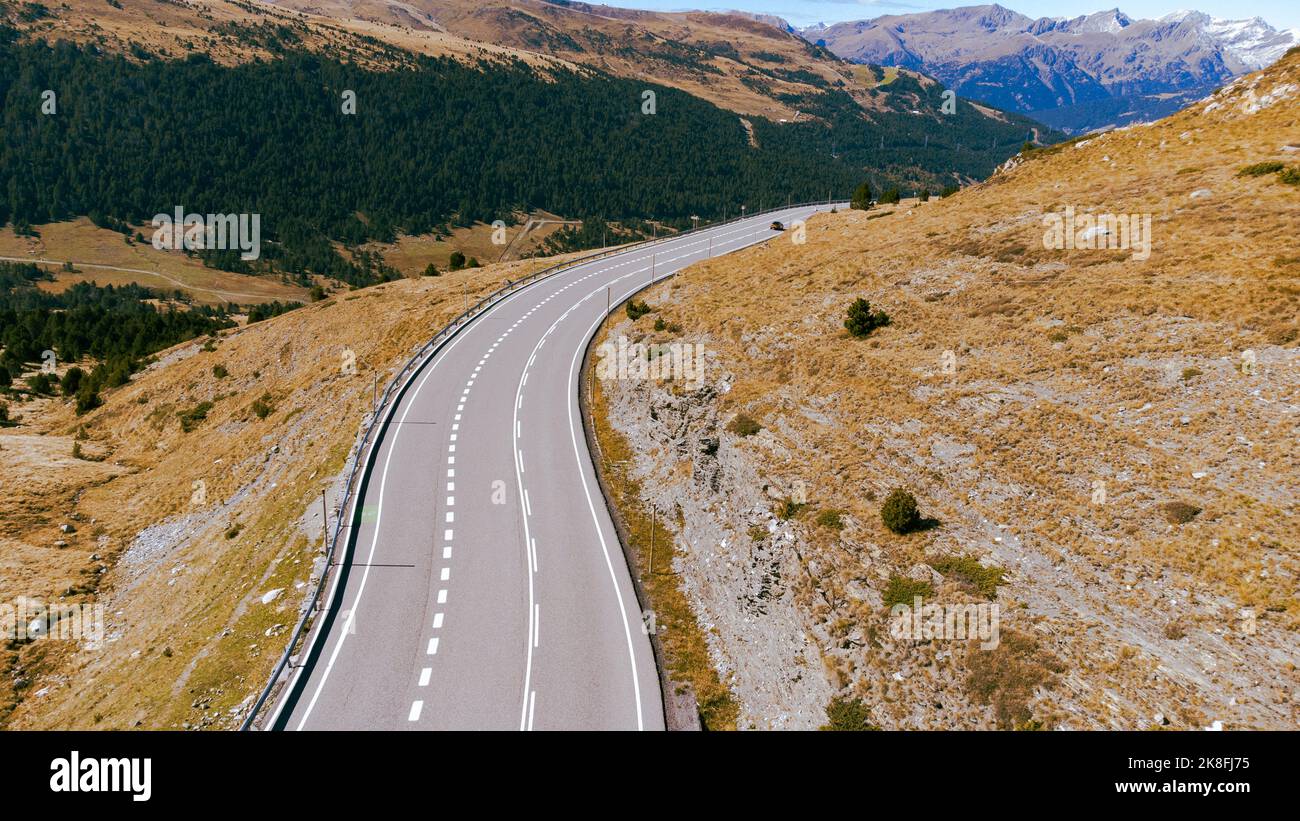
left=567, top=306, right=647, bottom=731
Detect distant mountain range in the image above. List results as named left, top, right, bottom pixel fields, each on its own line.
left=800, top=5, right=1300, bottom=133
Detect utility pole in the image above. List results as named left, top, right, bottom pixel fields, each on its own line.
left=372, top=374, right=377, bottom=414
left=606, top=286, right=610, bottom=316
left=321, top=490, right=329, bottom=548
left=651, top=252, right=656, bottom=284
left=649, top=507, right=655, bottom=575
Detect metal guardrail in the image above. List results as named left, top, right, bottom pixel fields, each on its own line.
left=239, top=198, right=842, bottom=730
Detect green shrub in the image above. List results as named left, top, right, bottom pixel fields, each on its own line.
left=878, top=187, right=900, bottom=205
left=0, top=402, right=14, bottom=427
left=727, top=413, right=761, bottom=437
left=777, top=498, right=807, bottom=520
left=820, top=697, right=880, bottom=731
left=60, top=366, right=85, bottom=396
left=844, top=298, right=890, bottom=338
left=880, top=487, right=920, bottom=534
left=1237, top=161, right=1285, bottom=177
left=422, top=263, right=440, bottom=277
left=918, top=188, right=930, bottom=202
left=883, top=575, right=933, bottom=608
left=1280, top=166, right=1300, bottom=186
left=247, top=301, right=303, bottom=323
left=178, top=401, right=214, bottom=432
left=448, top=250, right=467, bottom=270
left=251, top=393, right=275, bottom=420
left=26, top=372, right=55, bottom=395
left=941, top=184, right=959, bottom=198
left=212, top=364, right=228, bottom=379
left=815, top=509, right=844, bottom=530
left=850, top=180, right=872, bottom=211
left=102, top=361, right=131, bottom=389
left=931, top=555, right=1005, bottom=599
left=626, top=300, right=652, bottom=320
left=75, top=387, right=102, bottom=416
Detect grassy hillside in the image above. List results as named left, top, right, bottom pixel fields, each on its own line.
left=592, top=51, right=1300, bottom=729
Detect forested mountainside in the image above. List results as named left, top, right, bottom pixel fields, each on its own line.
left=1, top=11, right=1053, bottom=287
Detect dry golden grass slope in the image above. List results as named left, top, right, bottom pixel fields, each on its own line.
left=0, top=218, right=309, bottom=305
left=594, top=52, right=1300, bottom=729
left=6, top=0, right=948, bottom=122
left=0, top=255, right=565, bottom=728
left=2, top=0, right=570, bottom=71
left=295, top=0, right=898, bottom=120
left=296, top=0, right=958, bottom=120
left=0, top=213, right=575, bottom=304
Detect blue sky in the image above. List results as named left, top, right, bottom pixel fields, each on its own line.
left=598, top=1, right=1300, bottom=31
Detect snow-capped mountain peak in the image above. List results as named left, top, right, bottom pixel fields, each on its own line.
left=805, top=5, right=1299, bottom=134
left=1204, top=15, right=1300, bottom=68
left=1062, top=8, right=1133, bottom=34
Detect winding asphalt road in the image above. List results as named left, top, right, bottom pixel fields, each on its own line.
left=269, top=205, right=835, bottom=731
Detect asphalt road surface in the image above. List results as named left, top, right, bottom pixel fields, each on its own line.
left=271, top=204, right=836, bottom=730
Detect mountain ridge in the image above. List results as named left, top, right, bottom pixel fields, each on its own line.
left=804, top=4, right=1299, bottom=133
